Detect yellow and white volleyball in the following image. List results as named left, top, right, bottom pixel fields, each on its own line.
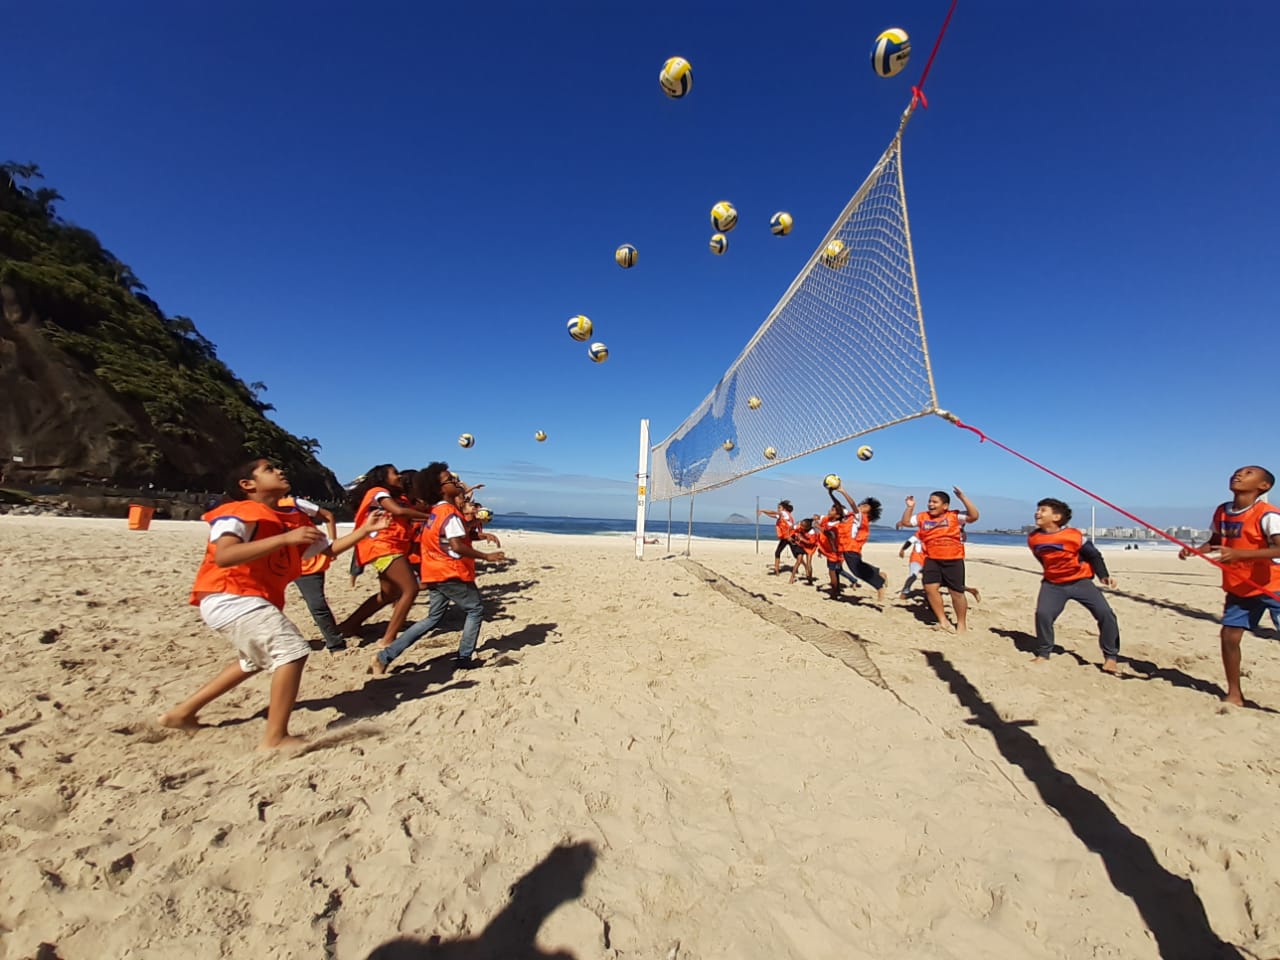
left=763, top=446, right=778, bottom=460
left=458, top=433, right=475, bottom=449
left=566, top=314, right=593, bottom=341
left=709, top=232, right=728, bottom=256
left=769, top=211, right=794, bottom=236
left=823, top=473, right=841, bottom=490
left=659, top=56, right=693, bottom=99
left=747, top=395, right=762, bottom=409
left=475, top=507, right=493, bottom=522
left=871, top=28, right=911, bottom=78
left=614, top=243, right=638, bottom=269
left=856, top=445, right=874, bottom=461
left=588, top=341, right=609, bottom=363
left=821, top=238, right=850, bottom=269
left=722, top=439, right=735, bottom=452
left=710, top=201, right=738, bottom=233
left=534, top=430, right=547, bottom=442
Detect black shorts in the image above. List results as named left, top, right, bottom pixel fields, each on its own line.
left=922, top=557, right=965, bottom=591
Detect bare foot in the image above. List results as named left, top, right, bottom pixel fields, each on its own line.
left=876, top=587, right=887, bottom=602
left=969, top=588, right=981, bottom=604
left=157, top=711, right=202, bottom=732
left=1030, top=657, right=1048, bottom=666
left=370, top=655, right=387, bottom=677
left=955, top=623, right=968, bottom=634
left=258, top=734, right=308, bottom=752
left=930, top=623, right=956, bottom=634
left=1102, top=658, right=1118, bottom=674
left=1224, top=691, right=1245, bottom=707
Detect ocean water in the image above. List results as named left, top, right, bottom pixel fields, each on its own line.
left=484, top=514, right=1176, bottom=551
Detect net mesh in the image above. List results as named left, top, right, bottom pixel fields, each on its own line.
left=649, top=131, right=939, bottom=501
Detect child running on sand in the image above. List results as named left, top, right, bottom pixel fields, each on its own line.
left=1179, top=465, right=1280, bottom=706
left=1028, top=498, right=1119, bottom=671
left=338, top=465, right=433, bottom=648
left=159, top=458, right=388, bottom=749
left=371, top=464, right=508, bottom=675
left=758, top=500, right=797, bottom=576
left=900, top=487, right=980, bottom=632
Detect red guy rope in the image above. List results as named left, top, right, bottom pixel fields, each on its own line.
left=943, top=412, right=1280, bottom=604
left=910, top=0, right=960, bottom=111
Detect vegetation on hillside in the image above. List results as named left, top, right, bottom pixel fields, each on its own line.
left=0, top=162, right=336, bottom=492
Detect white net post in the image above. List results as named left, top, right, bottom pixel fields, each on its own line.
left=635, top=419, right=649, bottom=559
left=649, top=130, right=938, bottom=502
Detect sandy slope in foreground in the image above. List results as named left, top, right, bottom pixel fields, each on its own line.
left=0, top=516, right=1277, bottom=960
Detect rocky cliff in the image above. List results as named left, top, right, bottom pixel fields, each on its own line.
left=0, top=164, right=340, bottom=498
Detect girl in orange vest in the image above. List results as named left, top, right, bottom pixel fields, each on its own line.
left=899, top=486, right=980, bottom=632
left=758, top=500, right=798, bottom=575
left=1028, top=498, right=1119, bottom=670
left=277, top=495, right=347, bottom=652
left=337, top=464, right=434, bottom=650
left=1179, top=465, right=1280, bottom=706
left=788, top=517, right=818, bottom=584
left=159, top=458, right=388, bottom=750
left=829, top=484, right=887, bottom=600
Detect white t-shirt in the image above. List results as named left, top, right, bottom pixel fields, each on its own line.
left=435, top=501, right=467, bottom=558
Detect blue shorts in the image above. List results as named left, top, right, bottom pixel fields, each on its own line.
left=1221, top=592, right=1280, bottom=631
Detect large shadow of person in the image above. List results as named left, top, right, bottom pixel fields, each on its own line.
left=366, top=841, right=597, bottom=960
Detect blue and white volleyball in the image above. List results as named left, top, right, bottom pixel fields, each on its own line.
left=588, top=341, right=609, bottom=363
left=458, top=433, right=475, bottom=449
left=764, top=446, right=778, bottom=460
left=659, top=56, right=693, bottom=99
left=871, top=28, right=911, bottom=78
left=614, top=244, right=638, bottom=269
left=770, top=211, right=794, bottom=236
left=822, top=238, right=850, bottom=269
left=710, top=201, right=738, bottom=233
left=567, top=314, right=593, bottom=341
left=709, top=233, right=728, bottom=255
left=856, top=445, right=874, bottom=461
left=535, top=430, right=547, bottom=442
left=723, top=439, right=735, bottom=452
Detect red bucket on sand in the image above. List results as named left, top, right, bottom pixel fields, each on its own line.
left=127, top=504, right=155, bottom=531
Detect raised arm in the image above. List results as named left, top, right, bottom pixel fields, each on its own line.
left=954, top=486, right=979, bottom=525
left=899, top=496, right=916, bottom=528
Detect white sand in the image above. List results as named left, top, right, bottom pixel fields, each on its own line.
left=1, top=516, right=1277, bottom=959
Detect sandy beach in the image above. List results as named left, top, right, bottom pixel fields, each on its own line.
left=1, top=515, right=1277, bottom=959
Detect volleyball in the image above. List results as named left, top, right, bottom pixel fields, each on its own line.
left=764, top=447, right=778, bottom=460
left=614, top=244, right=638, bottom=269
left=823, top=473, right=841, bottom=490
left=535, top=430, right=547, bottom=442
left=709, top=233, right=728, bottom=255
left=723, top=439, right=735, bottom=452
left=458, top=433, right=475, bottom=449
left=747, top=395, right=762, bottom=409
left=871, top=28, right=911, bottom=78
left=710, top=201, right=738, bottom=233
left=567, top=315, right=593, bottom=341
left=476, top=507, right=493, bottom=522
left=856, top=445, right=874, bottom=461
left=659, top=56, right=692, bottom=99
left=770, top=212, right=794, bottom=236
left=588, top=341, right=609, bottom=363
left=822, top=238, right=850, bottom=269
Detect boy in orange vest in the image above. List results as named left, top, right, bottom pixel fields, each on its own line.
left=371, top=464, right=507, bottom=676
left=159, top=458, right=388, bottom=750
left=899, top=487, right=980, bottom=632
left=1179, top=465, right=1280, bottom=706
left=1028, top=498, right=1119, bottom=671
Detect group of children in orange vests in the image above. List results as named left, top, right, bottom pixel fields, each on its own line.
left=761, top=464, right=1280, bottom=707
left=158, top=456, right=1279, bottom=750
left=159, top=458, right=506, bottom=750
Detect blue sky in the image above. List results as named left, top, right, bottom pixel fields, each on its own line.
left=8, top=1, right=1278, bottom=529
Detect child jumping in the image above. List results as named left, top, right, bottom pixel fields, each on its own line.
left=900, top=487, right=980, bottom=632
left=1028, top=498, right=1119, bottom=671
left=1179, top=465, right=1280, bottom=706
left=159, top=458, right=388, bottom=750
left=829, top=484, right=887, bottom=601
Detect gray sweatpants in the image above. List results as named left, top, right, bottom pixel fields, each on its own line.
left=1034, top=578, right=1119, bottom=659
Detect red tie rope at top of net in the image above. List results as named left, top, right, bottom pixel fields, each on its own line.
left=937, top=410, right=1280, bottom=605
left=910, top=0, right=959, bottom=111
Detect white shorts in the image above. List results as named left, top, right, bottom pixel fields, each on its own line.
left=215, top=604, right=311, bottom=673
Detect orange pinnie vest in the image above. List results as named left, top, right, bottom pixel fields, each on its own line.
left=853, top=512, right=872, bottom=551
left=278, top=496, right=331, bottom=575
left=1027, top=528, right=1093, bottom=584
left=774, top=510, right=795, bottom=540
left=418, top=502, right=477, bottom=584
left=906, top=539, right=925, bottom=566
left=354, top=486, right=412, bottom=565
left=833, top=514, right=858, bottom=553
left=190, top=500, right=311, bottom=609
left=916, top=510, right=965, bottom=561
left=815, top=519, right=841, bottom=562
left=1213, top=500, right=1280, bottom=597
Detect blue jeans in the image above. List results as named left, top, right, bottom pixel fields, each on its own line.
left=377, top=579, right=485, bottom=667
left=293, top=572, right=345, bottom=649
